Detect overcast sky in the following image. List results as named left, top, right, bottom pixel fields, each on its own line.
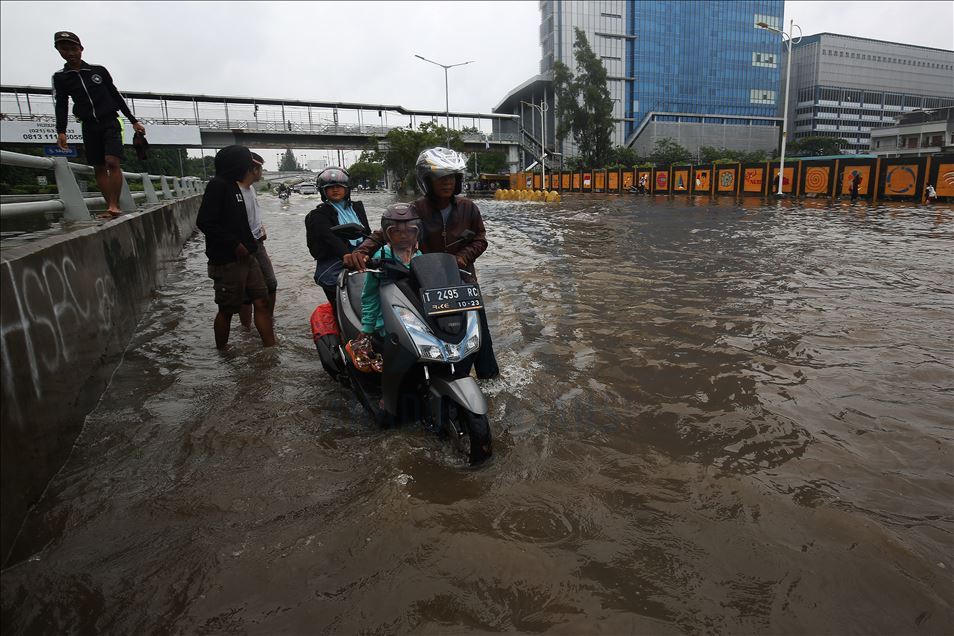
left=1, top=1, right=951, bottom=169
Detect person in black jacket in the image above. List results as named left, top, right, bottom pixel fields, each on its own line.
left=197, top=145, right=276, bottom=349
left=52, top=31, right=145, bottom=218
left=304, top=167, right=372, bottom=309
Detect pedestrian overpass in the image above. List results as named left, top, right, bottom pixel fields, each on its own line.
left=0, top=85, right=526, bottom=167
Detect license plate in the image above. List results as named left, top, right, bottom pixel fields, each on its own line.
left=421, top=284, right=483, bottom=316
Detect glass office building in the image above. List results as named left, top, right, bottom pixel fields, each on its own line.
left=496, top=0, right=785, bottom=161
left=625, top=1, right=784, bottom=139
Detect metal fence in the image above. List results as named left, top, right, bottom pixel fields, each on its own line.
left=0, top=149, right=203, bottom=221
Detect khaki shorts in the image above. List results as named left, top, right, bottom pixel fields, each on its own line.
left=208, top=255, right=268, bottom=314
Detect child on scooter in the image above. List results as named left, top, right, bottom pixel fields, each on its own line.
left=346, top=204, right=423, bottom=372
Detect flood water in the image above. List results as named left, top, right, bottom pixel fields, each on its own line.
left=2, top=192, right=953, bottom=634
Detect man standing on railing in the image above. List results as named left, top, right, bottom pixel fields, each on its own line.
left=51, top=30, right=145, bottom=219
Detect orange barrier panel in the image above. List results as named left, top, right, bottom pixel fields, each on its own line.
left=803, top=166, right=832, bottom=195
left=840, top=165, right=871, bottom=196
left=562, top=173, right=571, bottom=191
left=673, top=169, right=690, bottom=193
left=935, top=162, right=954, bottom=197
left=608, top=170, right=619, bottom=191
left=654, top=168, right=669, bottom=192
left=717, top=167, right=736, bottom=193
left=583, top=172, right=592, bottom=190
left=693, top=167, right=711, bottom=193
left=572, top=173, right=581, bottom=191
left=771, top=167, right=795, bottom=194
left=622, top=170, right=635, bottom=190
left=594, top=170, right=606, bottom=191
left=743, top=167, right=764, bottom=193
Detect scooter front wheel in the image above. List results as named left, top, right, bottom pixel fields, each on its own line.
left=456, top=409, right=492, bottom=465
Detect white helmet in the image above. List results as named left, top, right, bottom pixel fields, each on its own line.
left=416, top=147, right=467, bottom=197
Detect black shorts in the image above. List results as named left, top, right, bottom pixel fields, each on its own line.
left=81, top=117, right=123, bottom=165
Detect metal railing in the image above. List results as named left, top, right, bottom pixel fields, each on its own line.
left=0, top=149, right=203, bottom=221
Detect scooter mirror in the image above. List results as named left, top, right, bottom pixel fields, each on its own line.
left=330, top=223, right=368, bottom=241
left=446, top=229, right=476, bottom=248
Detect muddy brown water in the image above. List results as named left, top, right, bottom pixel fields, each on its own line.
left=2, top=192, right=952, bottom=634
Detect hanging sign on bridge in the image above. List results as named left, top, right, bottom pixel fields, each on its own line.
left=0, top=120, right=201, bottom=145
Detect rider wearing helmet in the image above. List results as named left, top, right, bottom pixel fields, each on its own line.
left=305, top=166, right=372, bottom=307
left=343, top=147, right=499, bottom=379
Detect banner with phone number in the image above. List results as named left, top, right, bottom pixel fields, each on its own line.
left=0, top=120, right=201, bottom=145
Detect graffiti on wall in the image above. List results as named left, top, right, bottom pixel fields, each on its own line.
left=1, top=257, right=117, bottom=422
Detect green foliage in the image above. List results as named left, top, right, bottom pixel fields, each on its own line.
left=786, top=136, right=848, bottom=157
left=279, top=148, right=302, bottom=171
left=648, top=138, right=692, bottom=166
left=347, top=160, right=385, bottom=188
left=605, top=146, right=644, bottom=168
left=699, top=146, right=769, bottom=164
left=552, top=28, right=615, bottom=167
left=467, top=151, right=508, bottom=176
left=363, top=121, right=464, bottom=192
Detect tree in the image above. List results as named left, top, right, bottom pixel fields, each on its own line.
left=467, top=151, right=508, bottom=176
left=347, top=160, right=385, bottom=188
left=649, top=138, right=692, bottom=165
left=552, top=28, right=615, bottom=167
left=699, top=146, right=769, bottom=164
left=278, top=148, right=302, bottom=171
left=786, top=136, right=848, bottom=157
left=606, top=146, right=643, bottom=167
left=363, top=121, right=463, bottom=192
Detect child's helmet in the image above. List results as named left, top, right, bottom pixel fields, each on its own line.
left=380, top=203, right=423, bottom=242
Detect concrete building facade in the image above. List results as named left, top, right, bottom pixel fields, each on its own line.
left=870, top=107, right=954, bottom=157
left=494, top=0, right=785, bottom=165
left=782, top=33, right=954, bottom=154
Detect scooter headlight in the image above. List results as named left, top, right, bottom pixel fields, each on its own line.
left=394, top=305, right=432, bottom=336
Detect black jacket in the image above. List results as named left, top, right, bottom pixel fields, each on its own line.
left=196, top=177, right=258, bottom=265
left=52, top=62, right=137, bottom=133
left=305, top=200, right=371, bottom=262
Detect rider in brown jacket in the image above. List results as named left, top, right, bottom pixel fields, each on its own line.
left=344, top=147, right=499, bottom=379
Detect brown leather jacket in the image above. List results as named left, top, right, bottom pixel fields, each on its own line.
left=353, top=195, right=488, bottom=275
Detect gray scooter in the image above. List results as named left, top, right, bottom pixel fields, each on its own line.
left=323, top=223, right=492, bottom=464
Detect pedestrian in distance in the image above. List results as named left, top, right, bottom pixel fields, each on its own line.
left=51, top=31, right=145, bottom=219
left=925, top=184, right=937, bottom=202
left=850, top=171, right=862, bottom=202
left=344, top=147, right=500, bottom=380
left=238, top=153, right=278, bottom=331
left=305, top=167, right=372, bottom=311
left=197, top=145, right=276, bottom=349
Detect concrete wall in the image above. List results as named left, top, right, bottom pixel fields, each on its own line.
left=0, top=195, right=202, bottom=564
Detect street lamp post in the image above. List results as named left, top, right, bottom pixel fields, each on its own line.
left=521, top=100, right=548, bottom=189
left=414, top=54, right=475, bottom=146
left=758, top=19, right=802, bottom=196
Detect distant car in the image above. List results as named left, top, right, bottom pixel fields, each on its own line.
left=298, top=183, right=317, bottom=195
